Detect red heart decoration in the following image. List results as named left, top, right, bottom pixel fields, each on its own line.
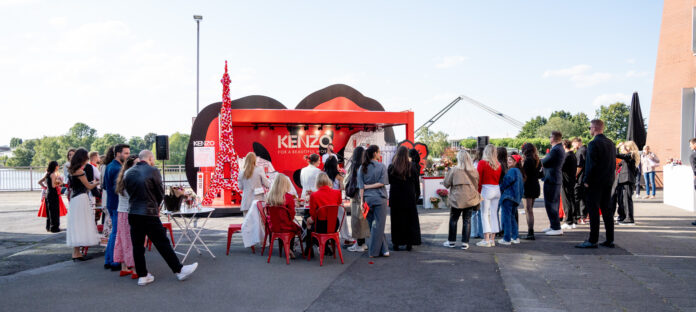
left=398, top=140, right=429, bottom=175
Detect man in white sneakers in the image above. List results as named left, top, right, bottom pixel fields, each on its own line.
left=124, top=150, right=198, bottom=286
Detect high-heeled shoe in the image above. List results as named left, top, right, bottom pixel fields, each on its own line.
left=119, top=270, right=133, bottom=277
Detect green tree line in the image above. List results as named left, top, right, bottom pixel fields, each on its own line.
left=4, top=123, right=190, bottom=167
left=417, top=102, right=631, bottom=158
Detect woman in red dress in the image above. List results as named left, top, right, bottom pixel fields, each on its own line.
left=266, top=173, right=302, bottom=258
left=37, top=161, right=67, bottom=232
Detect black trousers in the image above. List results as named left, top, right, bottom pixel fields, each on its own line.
left=448, top=207, right=474, bottom=243
left=615, top=183, right=634, bottom=222
left=574, top=183, right=587, bottom=217
left=543, top=183, right=562, bottom=230
left=129, top=214, right=182, bottom=277
left=560, top=183, right=577, bottom=224
left=585, top=183, right=615, bottom=244
left=45, top=196, right=60, bottom=232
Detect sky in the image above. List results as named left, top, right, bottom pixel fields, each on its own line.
left=0, top=0, right=663, bottom=145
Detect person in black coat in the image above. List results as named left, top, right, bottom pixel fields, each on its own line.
left=521, top=143, right=543, bottom=240
left=560, top=140, right=577, bottom=228
left=541, top=131, right=565, bottom=235
left=572, top=138, right=588, bottom=221
left=388, top=146, right=422, bottom=251
left=614, top=141, right=640, bottom=225
left=577, top=120, right=617, bottom=248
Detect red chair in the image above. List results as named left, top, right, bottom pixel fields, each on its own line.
left=306, top=205, right=345, bottom=266
left=147, top=222, right=175, bottom=251
left=226, top=201, right=266, bottom=255
left=266, top=205, right=304, bottom=265
left=257, top=201, right=271, bottom=255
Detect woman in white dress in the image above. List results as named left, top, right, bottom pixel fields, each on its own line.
left=238, top=152, right=271, bottom=216
left=66, top=148, right=101, bottom=261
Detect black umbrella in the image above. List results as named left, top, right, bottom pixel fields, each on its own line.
left=627, top=91, right=647, bottom=150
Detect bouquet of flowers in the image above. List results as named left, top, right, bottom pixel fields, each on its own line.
left=430, top=196, right=441, bottom=209
left=436, top=189, right=449, bottom=197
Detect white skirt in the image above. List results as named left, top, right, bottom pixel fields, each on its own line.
left=66, top=193, right=101, bottom=247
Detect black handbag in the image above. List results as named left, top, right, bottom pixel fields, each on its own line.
left=345, top=173, right=358, bottom=198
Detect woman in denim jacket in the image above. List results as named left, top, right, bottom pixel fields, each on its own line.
left=498, top=155, right=525, bottom=245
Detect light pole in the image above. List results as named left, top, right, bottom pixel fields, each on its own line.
left=194, top=15, right=202, bottom=115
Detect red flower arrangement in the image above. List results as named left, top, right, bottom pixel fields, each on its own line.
left=436, top=189, right=449, bottom=197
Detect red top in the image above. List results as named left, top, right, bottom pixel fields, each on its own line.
left=309, top=186, right=342, bottom=221
left=267, top=193, right=298, bottom=233
left=477, top=160, right=502, bottom=192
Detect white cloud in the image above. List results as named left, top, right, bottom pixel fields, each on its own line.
left=48, top=17, right=67, bottom=26
left=435, top=56, right=467, bottom=69
left=625, top=70, right=648, bottom=78
left=543, top=64, right=611, bottom=87
left=592, top=93, right=630, bottom=107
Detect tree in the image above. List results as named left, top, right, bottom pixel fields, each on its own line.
left=31, top=136, right=63, bottom=167
left=596, top=102, right=630, bottom=141
left=536, top=116, right=586, bottom=139
left=61, top=123, right=97, bottom=151
left=416, top=128, right=449, bottom=159
left=7, top=144, right=35, bottom=166
left=517, top=116, right=547, bottom=138
left=91, top=133, right=127, bottom=155
left=143, top=133, right=157, bottom=150
left=0, top=155, right=8, bottom=166
left=9, top=137, right=22, bottom=148
left=550, top=110, right=573, bottom=120
left=128, top=136, right=147, bottom=155
left=570, top=112, right=590, bottom=138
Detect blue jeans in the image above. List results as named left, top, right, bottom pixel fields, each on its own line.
left=104, top=209, right=120, bottom=266
left=501, top=199, right=519, bottom=241
left=470, top=210, right=484, bottom=238
left=643, top=172, right=656, bottom=196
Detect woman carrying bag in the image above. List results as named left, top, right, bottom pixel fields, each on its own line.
left=443, top=150, right=482, bottom=250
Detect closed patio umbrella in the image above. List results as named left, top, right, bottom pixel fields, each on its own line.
left=627, top=91, right=647, bottom=150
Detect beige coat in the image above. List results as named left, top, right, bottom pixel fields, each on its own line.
left=443, top=167, right=482, bottom=209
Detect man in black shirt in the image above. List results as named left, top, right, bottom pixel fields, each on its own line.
left=690, top=138, right=696, bottom=226
left=577, top=120, right=616, bottom=248
left=560, top=140, right=578, bottom=229
left=572, top=137, right=588, bottom=222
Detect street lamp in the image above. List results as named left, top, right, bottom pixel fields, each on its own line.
left=194, top=15, right=203, bottom=115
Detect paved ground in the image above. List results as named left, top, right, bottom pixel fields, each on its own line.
left=0, top=191, right=695, bottom=311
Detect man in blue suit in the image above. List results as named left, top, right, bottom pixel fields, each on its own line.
left=541, top=131, right=565, bottom=236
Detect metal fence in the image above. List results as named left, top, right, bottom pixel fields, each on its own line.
left=0, top=165, right=189, bottom=191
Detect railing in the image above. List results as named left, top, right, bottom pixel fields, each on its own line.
left=0, top=165, right=190, bottom=191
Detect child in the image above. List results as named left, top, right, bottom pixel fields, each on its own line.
left=498, top=155, right=525, bottom=245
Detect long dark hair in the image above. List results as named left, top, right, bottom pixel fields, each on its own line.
left=69, top=148, right=89, bottom=174
left=409, top=148, right=421, bottom=173
left=324, top=156, right=339, bottom=182
left=350, top=146, right=365, bottom=177
left=390, top=146, right=411, bottom=179
left=103, top=145, right=115, bottom=166
left=45, top=161, right=59, bottom=181
left=362, top=145, right=380, bottom=174
left=510, top=156, right=526, bottom=182
left=497, top=147, right=508, bottom=184
left=115, top=155, right=138, bottom=196
left=521, top=143, right=540, bottom=167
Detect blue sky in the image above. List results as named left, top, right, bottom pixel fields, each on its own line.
left=0, top=0, right=662, bottom=144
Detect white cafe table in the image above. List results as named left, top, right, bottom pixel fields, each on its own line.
left=162, top=207, right=216, bottom=263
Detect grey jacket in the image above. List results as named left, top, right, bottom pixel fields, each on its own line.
left=239, top=167, right=270, bottom=212
left=443, top=167, right=482, bottom=209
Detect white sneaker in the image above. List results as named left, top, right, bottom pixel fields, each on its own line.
left=176, top=262, right=198, bottom=281
left=571, top=224, right=577, bottom=229
left=540, top=228, right=552, bottom=233
left=347, top=243, right=366, bottom=252
left=461, top=243, right=469, bottom=250
left=561, top=224, right=571, bottom=230
left=137, top=273, right=155, bottom=286
left=476, top=240, right=491, bottom=247
left=511, top=238, right=520, bottom=244
left=545, top=229, right=563, bottom=236
left=497, top=239, right=511, bottom=245
left=443, top=241, right=456, bottom=248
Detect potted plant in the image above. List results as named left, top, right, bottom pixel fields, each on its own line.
left=436, top=165, right=446, bottom=176
left=436, top=189, right=449, bottom=207
left=430, top=197, right=441, bottom=209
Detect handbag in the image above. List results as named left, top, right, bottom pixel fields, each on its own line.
left=345, top=171, right=358, bottom=198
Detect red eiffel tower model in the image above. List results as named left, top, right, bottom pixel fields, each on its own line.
left=202, top=61, right=241, bottom=205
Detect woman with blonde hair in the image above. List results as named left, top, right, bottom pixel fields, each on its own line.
left=265, top=174, right=301, bottom=258
left=306, top=172, right=343, bottom=258
left=476, top=145, right=502, bottom=247
left=443, top=150, right=482, bottom=250
left=640, top=145, right=659, bottom=199
left=239, top=152, right=271, bottom=216
left=615, top=141, right=640, bottom=225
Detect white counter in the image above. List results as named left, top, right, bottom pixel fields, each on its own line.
left=423, top=176, right=445, bottom=209
left=663, top=164, right=696, bottom=212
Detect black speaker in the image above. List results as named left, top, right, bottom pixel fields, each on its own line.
left=156, top=135, right=169, bottom=160
left=477, top=136, right=489, bottom=149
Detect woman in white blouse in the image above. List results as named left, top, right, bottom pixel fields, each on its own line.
left=239, top=152, right=270, bottom=216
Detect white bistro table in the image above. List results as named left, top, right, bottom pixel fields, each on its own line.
left=163, top=207, right=216, bottom=263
